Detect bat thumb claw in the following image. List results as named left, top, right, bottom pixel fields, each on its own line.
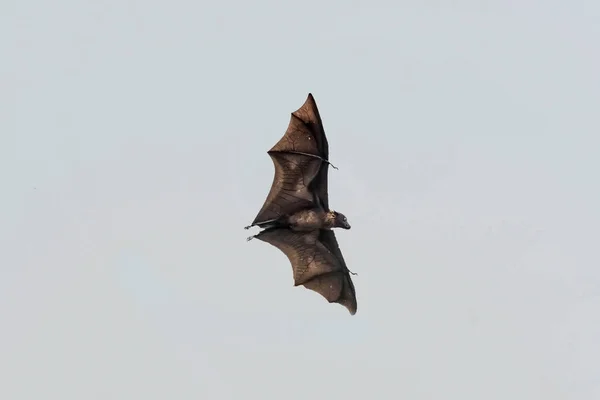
left=348, top=269, right=358, bottom=276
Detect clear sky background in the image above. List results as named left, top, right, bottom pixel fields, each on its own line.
left=3, top=1, right=599, bottom=399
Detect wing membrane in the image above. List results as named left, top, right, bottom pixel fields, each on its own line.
left=255, top=228, right=357, bottom=315
left=251, top=152, right=321, bottom=225
left=292, top=94, right=330, bottom=210
left=251, top=94, right=333, bottom=227
left=318, top=230, right=357, bottom=314
left=269, top=113, right=322, bottom=155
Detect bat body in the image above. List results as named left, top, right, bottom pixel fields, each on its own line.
left=246, top=94, right=357, bottom=315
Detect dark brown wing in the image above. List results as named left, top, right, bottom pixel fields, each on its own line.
left=292, top=94, right=330, bottom=210
left=251, top=94, right=331, bottom=226
left=318, top=230, right=357, bottom=314
left=255, top=227, right=357, bottom=315
left=251, top=115, right=323, bottom=225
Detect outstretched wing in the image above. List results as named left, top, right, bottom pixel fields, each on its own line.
left=251, top=94, right=331, bottom=227
left=255, top=227, right=357, bottom=315
left=251, top=114, right=322, bottom=225
left=317, top=230, right=357, bottom=314
left=292, top=94, right=330, bottom=210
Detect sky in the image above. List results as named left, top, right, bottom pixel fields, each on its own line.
left=2, top=0, right=600, bottom=398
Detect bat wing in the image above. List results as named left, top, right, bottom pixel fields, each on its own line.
left=316, top=229, right=357, bottom=314
left=251, top=94, right=331, bottom=226
left=255, top=227, right=357, bottom=315
left=291, top=93, right=330, bottom=210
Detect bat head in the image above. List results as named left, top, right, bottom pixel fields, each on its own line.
left=331, top=211, right=351, bottom=230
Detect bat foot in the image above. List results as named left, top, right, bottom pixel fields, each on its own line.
left=244, top=225, right=253, bottom=230
left=246, top=235, right=256, bottom=242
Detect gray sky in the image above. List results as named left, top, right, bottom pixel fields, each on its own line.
left=3, top=1, right=600, bottom=398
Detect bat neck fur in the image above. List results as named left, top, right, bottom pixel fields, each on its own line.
left=324, top=210, right=337, bottom=228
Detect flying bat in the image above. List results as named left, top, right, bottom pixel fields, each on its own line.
left=245, top=93, right=357, bottom=315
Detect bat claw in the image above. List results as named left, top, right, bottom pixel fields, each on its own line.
left=244, top=225, right=252, bottom=230
left=349, top=269, right=358, bottom=276
left=329, top=162, right=338, bottom=170
left=246, top=235, right=256, bottom=242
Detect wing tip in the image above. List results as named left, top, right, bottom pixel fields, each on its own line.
left=304, top=93, right=317, bottom=107
left=293, top=93, right=319, bottom=118
left=341, top=299, right=358, bottom=315
left=329, top=298, right=356, bottom=315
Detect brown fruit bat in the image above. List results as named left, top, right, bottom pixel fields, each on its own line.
left=245, top=93, right=357, bottom=315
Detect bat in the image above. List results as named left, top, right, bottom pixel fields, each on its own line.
left=245, top=93, right=357, bottom=315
